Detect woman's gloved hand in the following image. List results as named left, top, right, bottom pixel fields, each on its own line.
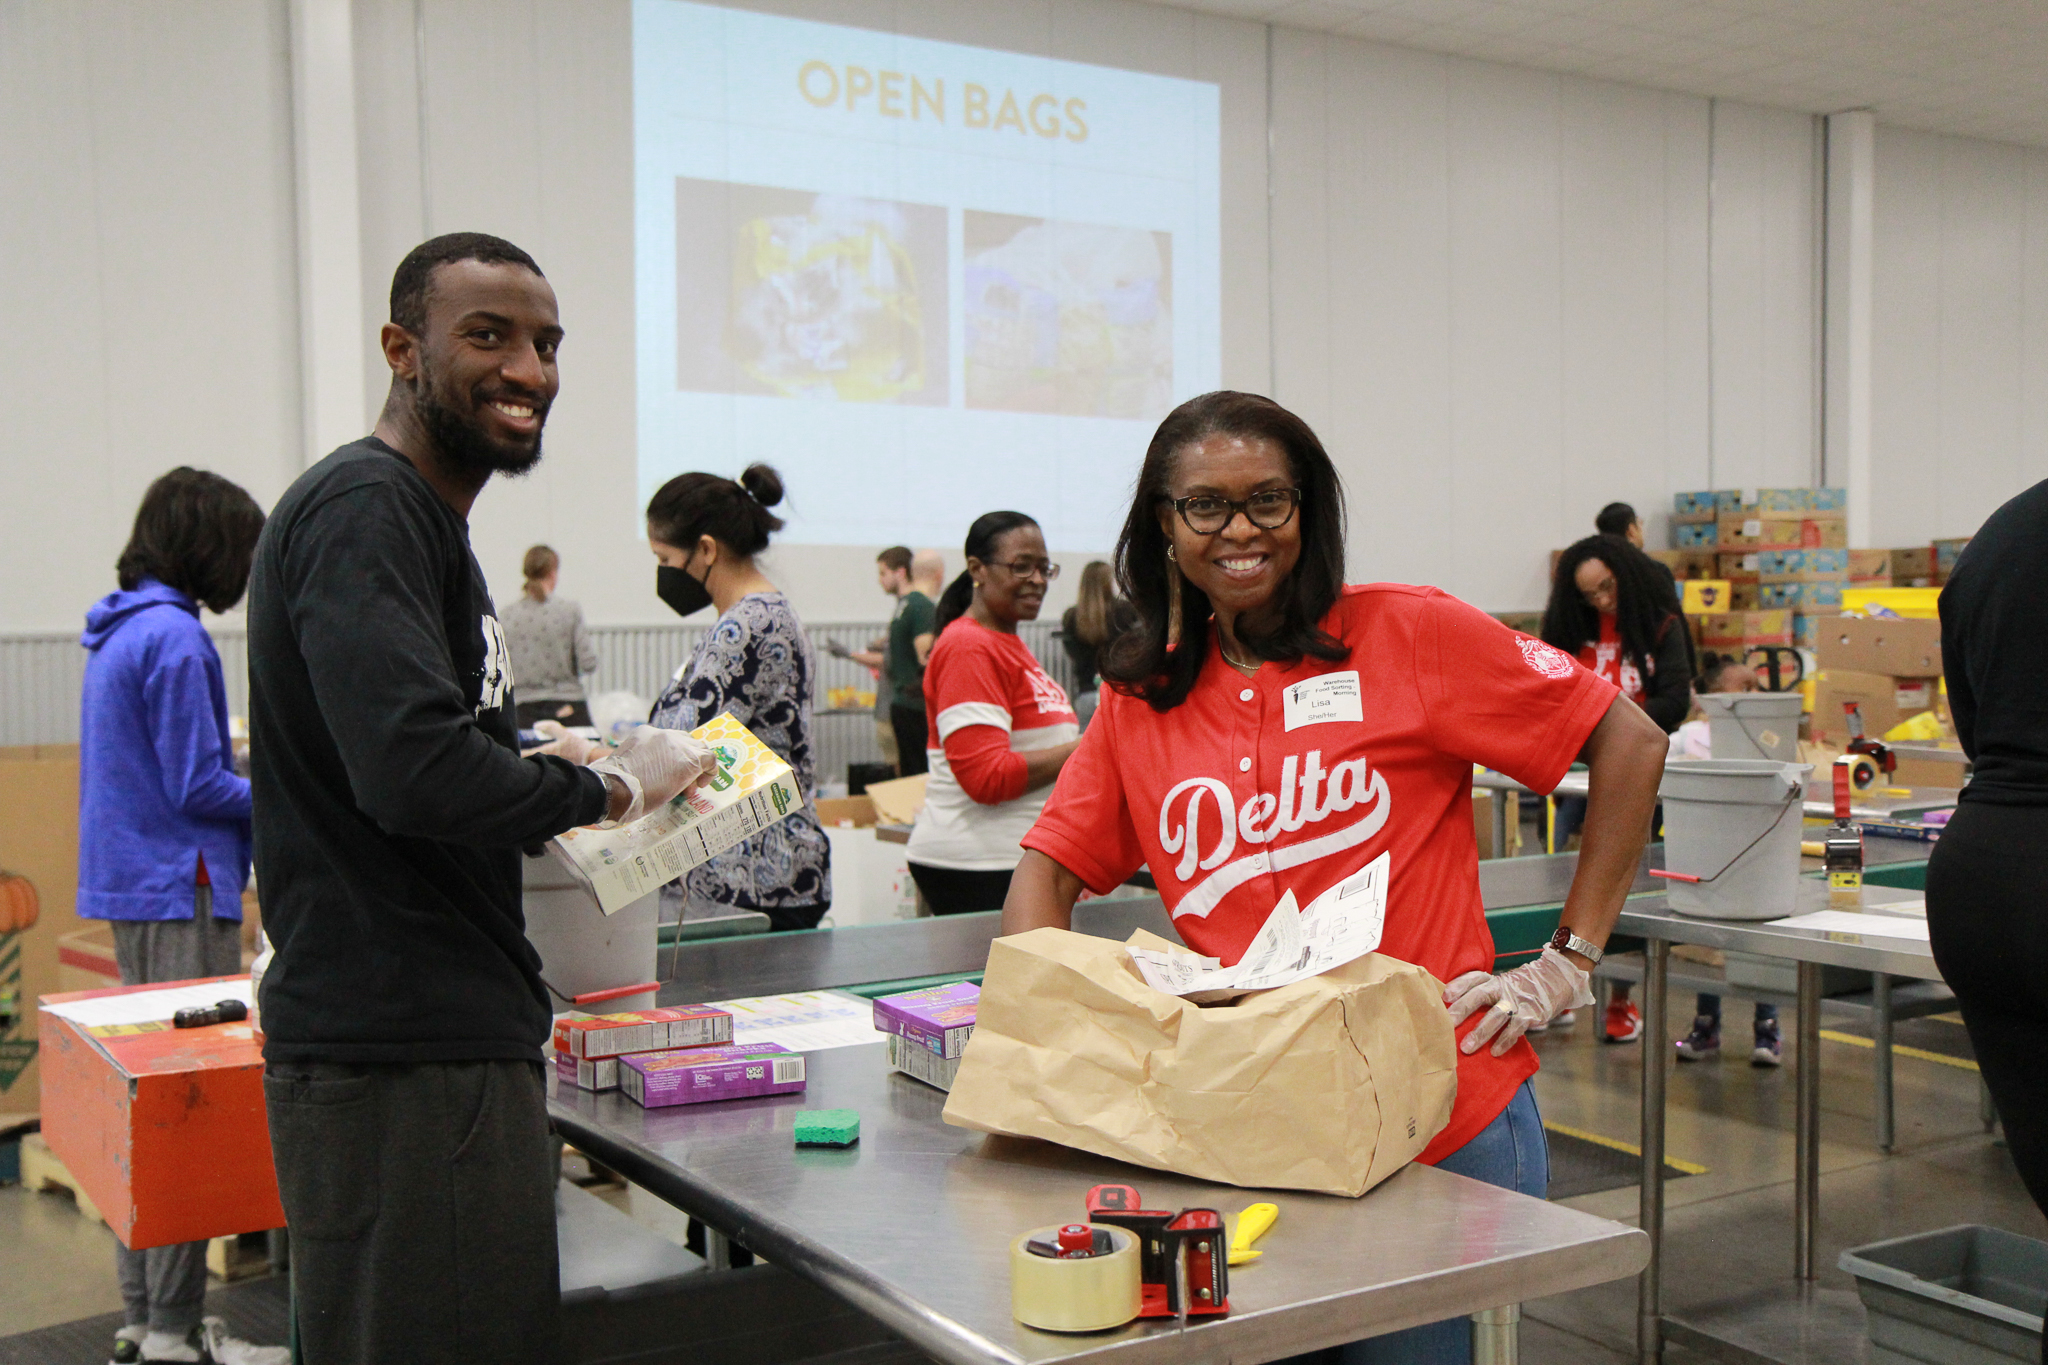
left=589, top=726, right=718, bottom=827
left=1442, top=946, right=1596, bottom=1057
left=529, top=720, right=606, bottom=765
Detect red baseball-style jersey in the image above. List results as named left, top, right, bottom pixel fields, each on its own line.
left=1023, top=584, right=1619, bottom=1160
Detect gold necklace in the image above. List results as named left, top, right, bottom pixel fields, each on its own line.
left=1220, top=641, right=1259, bottom=674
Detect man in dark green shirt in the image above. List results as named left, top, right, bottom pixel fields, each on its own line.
left=885, top=549, right=942, bottom=774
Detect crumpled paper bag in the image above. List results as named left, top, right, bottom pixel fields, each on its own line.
left=941, top=927, right=1457, bottom=1197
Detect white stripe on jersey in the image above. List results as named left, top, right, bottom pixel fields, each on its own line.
left=936, top=701, right=1012, bottom=740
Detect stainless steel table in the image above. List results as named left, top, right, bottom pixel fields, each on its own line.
left=551, top=1043, right=1648, bottom=1365
left=1614, top=884, right=1938, bottom=1365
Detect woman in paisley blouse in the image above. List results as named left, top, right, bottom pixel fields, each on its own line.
left=645, top=464, right=831, bottom=930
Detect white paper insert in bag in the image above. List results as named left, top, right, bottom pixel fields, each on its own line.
left=1127, top=852, right=1390, bottom=997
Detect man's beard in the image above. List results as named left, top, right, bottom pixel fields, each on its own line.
left=415, top=374, right=545, bottom=481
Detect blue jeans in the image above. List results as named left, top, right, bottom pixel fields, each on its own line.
left=1279, top=1081, right=1550, bottom=1365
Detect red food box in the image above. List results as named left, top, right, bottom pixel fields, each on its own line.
left=38, top=976, right=283, bottom=1250
left=551, top=1005, right=733, bottom=1060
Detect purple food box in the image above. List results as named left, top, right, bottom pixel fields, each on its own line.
left=619, top=1042, right=806, bottom=1108
left=871, top=982, right=979, bottom=1059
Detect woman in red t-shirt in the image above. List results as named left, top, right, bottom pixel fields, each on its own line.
left=906, top=512, right=1081, bottom=914
left=1006, top=392, right=1668, bottom=1365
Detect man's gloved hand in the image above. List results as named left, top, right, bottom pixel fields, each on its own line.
left=589, top=726, right=717, bottom=827
left=529, top=720, right=606, bottom=765
left=1442, top=946, right=1596, bottom=1057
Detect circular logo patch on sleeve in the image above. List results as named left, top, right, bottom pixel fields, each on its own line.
left=1518, top=636, right=1577, bottom=680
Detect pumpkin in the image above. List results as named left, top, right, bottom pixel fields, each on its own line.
left=0, top=871, right=38, bottom=934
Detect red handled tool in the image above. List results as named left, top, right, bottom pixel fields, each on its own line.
left=1084, top=1184, right=1231, bottom=1320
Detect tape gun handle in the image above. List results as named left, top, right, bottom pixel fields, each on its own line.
left=1087, top=1183, right=1143, bottom=1217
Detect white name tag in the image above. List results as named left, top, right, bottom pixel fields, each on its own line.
left=1283, top=671, right=1363, bottom=732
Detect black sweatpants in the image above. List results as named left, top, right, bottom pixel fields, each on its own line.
left=1927, top=801, right=2048, bottom=1216
left=908, top=863, right=1014, bottom=915
left=263, top=1058, right=560, bottom=1365
left=890, top=704, right=929, bottom=778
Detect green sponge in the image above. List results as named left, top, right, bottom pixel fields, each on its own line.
left=793, top=1108, right=860, bottom=1148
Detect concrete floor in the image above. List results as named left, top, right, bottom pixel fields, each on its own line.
left=1521, top=997, right=2046, bottom=1363
left=3, top=998, right=2040, bottom=1361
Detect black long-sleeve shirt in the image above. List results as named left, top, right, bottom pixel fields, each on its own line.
left=1940, top=479, right=2048, bottom=805
left=249, top=439, right=608, bottom=1063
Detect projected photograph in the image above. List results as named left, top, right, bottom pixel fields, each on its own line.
left=962, top=213, right=1174, bottom=421
left=675, top=179, right=949, bottom=405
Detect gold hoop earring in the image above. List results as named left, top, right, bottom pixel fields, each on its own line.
left=1166, top=545, right=1177, bottom=562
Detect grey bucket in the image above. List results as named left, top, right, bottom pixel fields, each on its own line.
left=1698, top=692, right=1804, bottom=762
left=1840, top=1225, right=2048, bottom=1364
left=1656, top=760, right=1812, bottom=919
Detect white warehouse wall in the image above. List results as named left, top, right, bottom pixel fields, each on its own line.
left=1268, top=31, right=1819, bottom=613
left=1871, top=126, right=2048, bottom=548
left=0, top=0, right=303, bottom=634
left=7, top=1, right=2048, bottom=640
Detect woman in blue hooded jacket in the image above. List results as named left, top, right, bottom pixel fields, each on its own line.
left=78, top=467, right=280, bottom=1365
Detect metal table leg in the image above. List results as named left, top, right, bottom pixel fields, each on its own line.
left=1472, top=1304, right=1519, bottom=1364
left=706, top=1226, right=733, bottom=1271
left=1638, top=937, right=1669, bottom=1365
left=1795, top=961, right=1821, bottom=1280
left=1872, top=972, right=1894, bottom=1153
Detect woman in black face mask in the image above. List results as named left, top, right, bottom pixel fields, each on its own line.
left=643, top=464, right=831, bottom=931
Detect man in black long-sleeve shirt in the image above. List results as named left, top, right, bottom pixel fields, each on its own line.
left=250, top=234, right=707, bottom=1365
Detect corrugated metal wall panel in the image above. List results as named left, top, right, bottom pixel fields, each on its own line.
left=0, top=621, right=1083, bottom=782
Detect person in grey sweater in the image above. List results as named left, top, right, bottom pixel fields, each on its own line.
left=502, top=543, right=598, bottom=727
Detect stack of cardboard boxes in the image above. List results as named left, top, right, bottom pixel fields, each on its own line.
left=1664, top=489, right=1849, bottom=656
left=1806, top=616, right=1959, bottom=787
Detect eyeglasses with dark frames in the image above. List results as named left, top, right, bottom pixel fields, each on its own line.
left=1166, top=487, right=1303, bottom=535
left=986, top=558, right=1061, bottom=582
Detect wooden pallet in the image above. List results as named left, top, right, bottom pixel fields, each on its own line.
left=20, top=1131, right=104, bottom=1225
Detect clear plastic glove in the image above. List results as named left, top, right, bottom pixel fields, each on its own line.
left=529, top=720, right=606, bottom=765
left=588, top=725, right=717, bottom=827
left=1442, top=946, right=1596, bottom=1057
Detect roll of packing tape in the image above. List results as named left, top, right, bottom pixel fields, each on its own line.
left=1010, top=1224, right=1142, bottom=1332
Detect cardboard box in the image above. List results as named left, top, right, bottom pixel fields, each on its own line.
left=1755, top=549, right=1806, bottom=582
left=1842, top=586, right=1941, bottom=620
left=1813, top=616, right=1943, bottom=678
left=1673, top=522, right=1718, bottom=549
left=1755, top=488, right=1811, bottom=513
left=1472, top=788, right=1520, bottom=858
left=1758, top=582, right=1842, bottom=612
left=1648, top=550, right=1719, bottom=580
left=862, top=773, right=928, bottom=826
left=552, top=1005, right=733, bottom=1060
left=1718, top=551, right=1760, bottom=583
left=1887, top=547, right=1934, bottom=586
left=1675, top=490, right=1744, bottom=518
left=1809, top=670, right=1937, bottom=749
left=1792, top=614, right=1821, bottom=649
left=0, top=745, right=83, bottom=1107
left=1800, top=518, right=1849, bottom=549
left=1810, top=487, right=1848, bottom=512
left=1933, top=537, right=1971, bottom=583
left=619, top=1043, right=805, bottom=1107
left=1848, top=549, right=1893, bottom=584
left=1729, top=582, right=1763, bottom=611
left=1681, top=580, right=1735, bottom=613
left=1695, top=610, right=1791, bottom=647
left=1800, top=548, right=1849, bottom=580
left=872, top=983, right=979, bottom=1059
left=555, top=1053, right=621, bottom=1091
left=37, top=976, right=283, bottom=1249
left=1718, top=515, right=1804, bottom=549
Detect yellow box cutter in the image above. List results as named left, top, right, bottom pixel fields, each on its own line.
left=1229, top=1204, right=1278, bottom=1265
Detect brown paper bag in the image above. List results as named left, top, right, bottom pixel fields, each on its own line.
left=941, top=928, right=1457, bottom=1197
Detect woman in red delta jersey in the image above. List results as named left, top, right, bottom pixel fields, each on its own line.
left=1006, top=393, right=1667, bottom=1365
left=1541, top=535, right=1691, bottom=1045
left=905, top=512, right=1081, bottom=914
